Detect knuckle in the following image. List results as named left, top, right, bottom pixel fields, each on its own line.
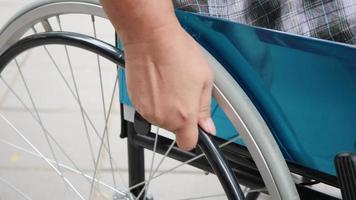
left=151, top=110, right=165, bottom=125
left=141, top=108, right=166, bottom=126
left=134, top=103, right=152, bottom=121
left=200, top=104, right=210, bottom=113
left=133, top=101, right=167, bottom=126
left=178, top=109, right=195, bottom=124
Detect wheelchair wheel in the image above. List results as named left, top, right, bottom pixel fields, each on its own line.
left=0, top=1, right=300, bottom=199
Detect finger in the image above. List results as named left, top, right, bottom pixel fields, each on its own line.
left=174, top=121, right=199, bottom=151
left=198, top=83, right=216, bottom=135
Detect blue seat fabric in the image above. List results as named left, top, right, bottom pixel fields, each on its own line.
left=119, top=10, right=356, bottom=176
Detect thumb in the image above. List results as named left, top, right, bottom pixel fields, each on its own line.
left=175, top=121, right=198, bottom=151
left=198, top=83, right=216, bottom=135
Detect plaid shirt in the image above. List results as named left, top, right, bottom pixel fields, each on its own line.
left=174, top=0, right=356, bottom=45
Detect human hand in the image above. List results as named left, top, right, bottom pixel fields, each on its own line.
left=124, top=24, right=216, bottom=150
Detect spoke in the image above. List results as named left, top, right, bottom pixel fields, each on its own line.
left=243, top=187, right=249, bottom=194
left=151, top=138, right=176, bottom=177
left=104, top=76, right=128, bottom=189
left=0, top=138, right=127, bottom=196
left=177, top=193, right=226, bottom=200
left=148, top=129, right=160, bottom=178
left=37, top=29, right=120, bottom=168
left=39, top=43, right=122, bottom=197
left=0, top=112, right=85, bottom=200
left=0, top=176, right=32, bottom=200
left=91, top=14, right=118, bottom=189
left=128, top=135, right=242, bottom=192
left=31, top=26, right=120, bottom=173
left=136, top=130, right=159, bottom=200
left=152, top=135, right=242, bottom=181
left=41, top=18, right=53, bottom=32
left=1, top=73, right=102, bottom=187
left=135, top=184, right=145, bottom=199
left=0, top=72, right=123, bottom=195
left=89, top=78, right=118, bottom=199
left=0, top=51, right=33, bottom=107
left=56, top=16, right=96, bottom=168
left=0, top=77, right=89, bottom=175
left=24, top=27, right=125, bottom=191
left=13, top=59, right=69, bottom=193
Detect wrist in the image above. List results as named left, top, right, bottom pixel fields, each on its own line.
left=101, top=0, right=179, bottom=44
left=121, top=20, right=182, bottom=45
left=123, top=23, right=190, bottom=65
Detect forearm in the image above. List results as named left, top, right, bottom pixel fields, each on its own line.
left=100, top=0, right=180, bottom=44
left=101, top=0, right=216, bottom=150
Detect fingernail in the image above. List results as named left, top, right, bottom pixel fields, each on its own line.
left=202, top=118, right=216, bottom=135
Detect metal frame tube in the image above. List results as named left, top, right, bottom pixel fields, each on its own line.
left=127, top=122, right=145, bottom=199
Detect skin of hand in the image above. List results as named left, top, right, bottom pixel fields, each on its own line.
left=101, top=0, right=216, bottom=150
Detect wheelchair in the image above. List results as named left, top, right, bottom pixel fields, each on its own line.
left=0, top=0, right=355, bottom=199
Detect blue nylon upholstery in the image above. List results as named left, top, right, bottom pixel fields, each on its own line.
left=119, top=10, right=356, bottom=176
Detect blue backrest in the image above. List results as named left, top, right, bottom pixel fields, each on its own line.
left=118, top=10, right=356, bottom=176
left=175, top=10, right=356, bottom=176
